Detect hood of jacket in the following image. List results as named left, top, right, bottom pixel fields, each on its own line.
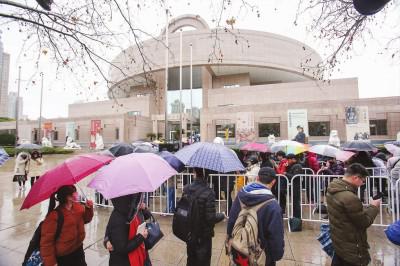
left=327, top=178, right=357, bottom=195
left=111, top=193, right=142, bottom=222
left=238, top=182, right=275, bottom=207
left=16, top=152, right=30, bottom=164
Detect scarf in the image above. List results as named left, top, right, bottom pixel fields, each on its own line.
left=128, top=215, right=146, bottom=266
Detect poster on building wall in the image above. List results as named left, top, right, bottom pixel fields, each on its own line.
left=43, top=122, right=53, bottom=139
left=65, top=122, right=76, bottom=142
left=236, top=112, right=255, bottom=142
left=345, top=106, right=370, bottom=141
left=287, top=109, right=309, bottom=140
left=90, top=120, right=101, bottom=149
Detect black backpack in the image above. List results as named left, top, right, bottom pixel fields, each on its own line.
left=22, top=209, right=64, bottom=265
left=172, top=186, right=209, bottom=243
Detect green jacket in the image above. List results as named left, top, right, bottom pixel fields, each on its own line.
left=326, top=178, right=378, bottom=266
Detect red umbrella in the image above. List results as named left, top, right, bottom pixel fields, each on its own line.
left=240, top=142, right=270, bottom=153
left=21, top=154, right=112, bottom=210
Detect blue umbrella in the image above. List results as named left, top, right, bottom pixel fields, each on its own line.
left=0, top=148, right=9, bottom=167
left=159, top=151, right=185, bottom=172
left=175, top=142, right=244, bottom=173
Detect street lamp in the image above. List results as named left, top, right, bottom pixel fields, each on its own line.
left=15, top=66, right=21, bottom=146
left=38, top=72, right=44, bottom=144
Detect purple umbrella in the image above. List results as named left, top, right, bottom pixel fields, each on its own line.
left=159, top=151, right=185, bottom=172
left=87, top=153, right=177, bottom=199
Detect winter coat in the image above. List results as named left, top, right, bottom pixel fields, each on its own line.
left=293, top=132, right=306, bottom=143
left=183, top=179, right=218, bottom=239
left=227, top=183, right=284, bottom=266
left=285, top=163, right=303, bottom=181
left=388, top=156, right=400, bottom=180
left=40, top=202, right=94, bottom=266
left=326, top=178, right=378, bottom=266
left=30, top=157, right=45, bottom=177
left=14, top=152, right=30, bottom=175
left=305, top=153, right=320, bottom=173
left=246, top=164, right=260, bottom=183
left=276, top=159, right=288, bottom=175
left=322, top=161, right=345, bottom=176
left=105, top=193, right=151, bottom=266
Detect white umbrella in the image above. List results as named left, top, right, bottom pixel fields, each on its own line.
left=309, top=145, right=339, bottom=158
left=385, top=143, right=400, bottom=156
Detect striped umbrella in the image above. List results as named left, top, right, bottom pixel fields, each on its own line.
left=271, top=140, right=308, bottom=155
left=0, top=148, right=9, bottom=167
left=175, top=142, right=245, bottom=173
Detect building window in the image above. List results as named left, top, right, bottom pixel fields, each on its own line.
left=216, top=124, right=235, bottom=139
left=115, top=128, right=120, bottom=140
left=370, top=119, right=388, bottom=135
left=75, top=129, right=79, bottom=140
left=127, top=111, right=141, bottom=116
left=53, top=131, right=59, bottom=140
left=308, top=121, right=330, bottom=136
left=258, top=123, right=280, bottom=137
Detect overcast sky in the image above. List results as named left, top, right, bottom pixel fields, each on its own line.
left=1, top=0, right=399, bottom=119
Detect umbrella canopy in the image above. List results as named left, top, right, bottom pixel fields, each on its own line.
left=174, top=142, right=245, bottom=173
left=386, top=141, right=400, bottom=147
left=21, top=154, right=113, bottom=210
left=309, top=145, right=339, bottom=158
left=341, top=141, right=377, bottom=152
left=384, top=143, right=400, bottom=157
left=335, top=150, right=356, bottom=162
left=0, top=148, right=9, bottom=167
left=132, top=142, right=156, bottom=153
left=88, top=153, right=177, bottom=199
left=159, top=151, right=185, bottom=172
left=271, top=140, right=307, bottom=155
left=16, top=143, right=42, bottom=150
left=109, top=142, right=135, bottom=157
left=240, top=142, right=270, bottom=153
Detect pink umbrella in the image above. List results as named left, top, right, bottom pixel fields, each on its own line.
left=88, top=153, right=177, bottom=199
left=240, top=142, right=270, bottom=153
left=21, top=154, right=113, bottom=210
left=335, top=150, right=355, bottom=162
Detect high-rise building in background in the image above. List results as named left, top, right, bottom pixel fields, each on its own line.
left=0, top=33, right=10, bottom=118
left=7, top=92, right=23, bottom=119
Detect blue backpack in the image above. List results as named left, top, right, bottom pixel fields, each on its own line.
left=385, top=220, right=400, bottom=246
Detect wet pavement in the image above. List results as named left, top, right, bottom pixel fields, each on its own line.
left=0, top=154, right=399, bottom=265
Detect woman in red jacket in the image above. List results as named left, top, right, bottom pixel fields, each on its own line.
left=40, top=185, right=94, bottom=266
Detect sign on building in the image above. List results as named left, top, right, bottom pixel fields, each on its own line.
left=345, top=106, right=370, bottom=141
left=236, top=112, right=255, bottom=142
left=43, top=122, right=53, bottom=139
left=90, top=120, right=101, bottom=149
left=287, top=109, right=308, bottom=140
left=65, top=122, right=76, bottom=141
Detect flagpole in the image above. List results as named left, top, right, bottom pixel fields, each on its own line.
left=179, top=29, right=183, bottom=149
left=164, top=6, right=169, bottom=143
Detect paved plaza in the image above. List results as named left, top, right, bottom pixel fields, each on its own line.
left=0, top=154, right=398, bottom=266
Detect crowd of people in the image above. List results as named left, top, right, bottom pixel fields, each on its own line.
left=17, top=140, right=400, bottom=266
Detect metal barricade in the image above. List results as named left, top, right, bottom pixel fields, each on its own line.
left=391, top=167, right=400, bottom=222
left=289, top=173, right=393, bottom=226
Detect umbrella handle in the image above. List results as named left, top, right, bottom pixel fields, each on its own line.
left=75, top=182, right=88, bottom=201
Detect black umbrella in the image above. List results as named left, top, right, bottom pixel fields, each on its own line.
left=342, top=141, right=378, bottom=152
left=108, top=143, right=135, bottom=157
left=159, top=151, right=185, bottom=172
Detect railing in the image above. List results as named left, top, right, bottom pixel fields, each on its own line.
left=88, top=167, right=400, bottom=227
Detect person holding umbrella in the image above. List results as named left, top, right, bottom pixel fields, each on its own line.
left=29, top=150, right=44, bottom=187
left=40, top=185, right=94, bottom=266
left=103, top=193, right=152, bottom=266
left=13, top=151, right=30, bottom=190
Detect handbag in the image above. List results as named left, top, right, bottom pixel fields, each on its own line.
left=145, top=213, right=164, bottom=249
left=317, top=223, right=334, bottom=257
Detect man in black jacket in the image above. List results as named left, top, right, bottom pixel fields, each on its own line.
left=286, top=154, right=304, bottom=219
left=184, top=167, right=225, bottom=266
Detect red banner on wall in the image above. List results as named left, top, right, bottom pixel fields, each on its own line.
left=90, top=120, right=101, bottom=149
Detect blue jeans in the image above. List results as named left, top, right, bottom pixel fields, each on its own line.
left=166, top=186, right=175, bottom=213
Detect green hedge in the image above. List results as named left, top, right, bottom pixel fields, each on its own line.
left=3, top=146, right=74, bottom=157
left=0, top=133, right=16, bottom=146
left=0, top=117, right=15, bottom=122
